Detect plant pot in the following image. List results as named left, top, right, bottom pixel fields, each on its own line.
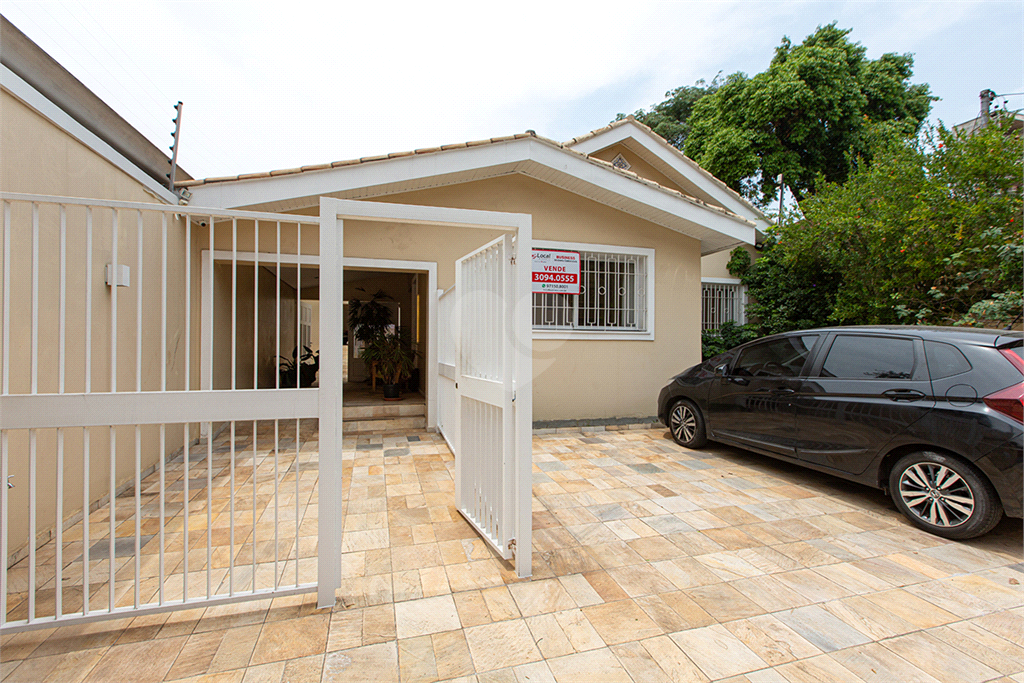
left=382, top=383, right=401, bottom=400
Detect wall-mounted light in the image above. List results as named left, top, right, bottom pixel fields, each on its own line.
left=106, top=264, right=130, bottom=287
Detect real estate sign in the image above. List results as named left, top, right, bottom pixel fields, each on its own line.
left=532, top=249, right=581, bottom=294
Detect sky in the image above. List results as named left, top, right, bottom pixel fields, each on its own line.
left=3, top=0, right=1022, bottom=181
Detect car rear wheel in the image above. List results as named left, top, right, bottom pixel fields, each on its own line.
left=888, top=451, right=1002, bottom=539
left=668, top=399, right=707, bottom=449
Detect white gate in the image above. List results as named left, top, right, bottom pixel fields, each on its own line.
left=453, top=236, right=516, bottom=560
left=0, top=193, right=335, bottom=633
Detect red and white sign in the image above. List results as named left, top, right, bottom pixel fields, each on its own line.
left=532, top=249, right=580, bottom=294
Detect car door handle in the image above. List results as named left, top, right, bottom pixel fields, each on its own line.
left=884, top=389, right=925, bottom=402
left=773, top=387, right=796, bottom=394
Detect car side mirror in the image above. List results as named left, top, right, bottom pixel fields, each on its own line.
left=715, top=364, right=728, bottom=377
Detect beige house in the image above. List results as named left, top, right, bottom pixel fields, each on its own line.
left=1, top=14, right=763, bottom=615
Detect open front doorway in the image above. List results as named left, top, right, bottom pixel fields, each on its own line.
left=343, top=268, right=429, bottom=433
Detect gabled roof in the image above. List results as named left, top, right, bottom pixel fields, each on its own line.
left=565, top=116, right=770, bottom=235
left=184, top=130, right=757, bottom=256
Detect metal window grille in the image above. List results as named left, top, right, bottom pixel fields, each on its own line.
left=702, top=282, right=746, bottom=330
left=533, top=251, right=647, bottom=331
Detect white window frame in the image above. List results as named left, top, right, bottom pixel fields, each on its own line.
left=701, top=277, right=747, bottom=330
left=532, top=239, right=655, bottom=341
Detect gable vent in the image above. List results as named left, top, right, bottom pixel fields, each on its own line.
left=611, top=153, right=631, bottom=171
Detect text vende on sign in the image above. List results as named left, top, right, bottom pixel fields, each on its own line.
left=532, top=249, right=581, bottom=295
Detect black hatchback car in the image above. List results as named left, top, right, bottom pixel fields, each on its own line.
left=658, top=326, right=1023, bottom=539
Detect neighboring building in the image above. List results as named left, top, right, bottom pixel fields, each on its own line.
left=954, top=89, right=1024, bottom=137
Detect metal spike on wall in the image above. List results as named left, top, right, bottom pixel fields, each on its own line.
left=167, top=101, right=183, bottom=192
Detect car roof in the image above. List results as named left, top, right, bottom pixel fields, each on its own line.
left=781, top=325, right=1023, bottom=347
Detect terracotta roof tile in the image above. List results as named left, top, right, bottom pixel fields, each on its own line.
left=387, top=150, right=415, bottom=159
left=359, top=154, right=389, bottom=163
left=300, top=163, right=332, bottom=172
left=331, top=159, right=360, bottom=168
left=237, top=171, right=272, bottom=180
left=269, top=167, right=303, bottom=177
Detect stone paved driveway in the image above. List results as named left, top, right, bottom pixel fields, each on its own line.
left=2, top=428, right=1022, bottom=682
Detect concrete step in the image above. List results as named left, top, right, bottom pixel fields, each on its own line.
left=343, top=402, right=425, bottom=420
left=343, top=415, right=426, bottom=434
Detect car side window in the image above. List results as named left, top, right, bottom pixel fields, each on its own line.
left=733, top=335, right=818, bottom=378
left=924, top=341, right=972, bottom=380
left=820, top=335, right=915, bottom=379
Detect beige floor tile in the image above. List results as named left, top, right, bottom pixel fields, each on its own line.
left=774, top=654, right=864, bottom=683
left=581, top=599, right=662, bottom=645
left=581, top=571, right=630, bottom=602
left=464, top=619, right=542, bottom=673
left=453, top=590, right=493, bottom=628
left=688, top=582, right=766, bottom=621
left=773, top=569, right=852, bottom=604
left=556, top=574, right=603, bottom=607
left=638, top=635, right=709, bottom=683
left=240, top=660, right=286, bottom=683
left=546, top=648, right=631, bottom=683
left=904, top=580, right=1000, bottom=619
left=670, top=623, right=767, bottom=680
left=2, top=647, right=105, bottom=683
left=947, top=575, right=1024, bottom=610
left=694, top=551, right=765, bottom=581
left=433, top=629, right=475, bottom=680
left=395, top=594, right=461, bottom=639
left=552, top=609, right=605, bottom=652
left=513, top=661, right=556, bottom=683
left=830, top=642, right=941, bottom=683
left=730, top=575, right=813, bottom=613
left=482, top=586, right=523, bottom=621
left=930, top=622, right=1024, bottom=675
left=610, top=641, right=673, bottom=682
left=362, top=603, right=397, bottom=644
left=321, top=642, right=398, bottom=683
left=973, top=610, right=1024, bottom=646
left=524, top=614, right=575, bottom=659
left=604, top=564, right=677, bottom=597
left=658, top=591, right=716, bottom=629
left=82, top=635, right=186, bottom=683
left=724, top=614, right=821, bottom=666
left=326, top=609, right=361, bottom=652
left=195, top=600, right=271, bottom=633
left=250, top=614, right=329, bottom=666
left=860, top=588, right=959, bottom=628
left=882, top=631, right=1001, bottom=683
left=281, top=653, right=324, bottom=683
left=508, top=580, right=577, bottom=617
left=398, top=634, right=438, bottom=683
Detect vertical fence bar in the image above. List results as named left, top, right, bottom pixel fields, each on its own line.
left=109, top=208, right=118, bottom=610
left=232, top=218, right=237, bottom=392
left=134, top=211, right=143, bottom=609
left=182, top=419, right=189, bottom=603
left=295, top=223, right=301, bottom=587
left=275, top=222, right=281, bottom=589
left=108, top=425, right=115, bottom=612
left=0, top=203, right=6, bottom=627
left=159, top=213, right=167, bottom=605
left=59, top=206, right=66, bottom=393
left=273, top=419, right=279, bottom=588
left=252, top=420, right=257, bottom=592
left=56, top=428, right=64, bottom=619
left=28, top=430, right=36, bottom=622
left=82, top=427, right=90, bottom=615
left=229, top=421, right=235, bottom=596
left=85, top=208, right=92, bottom=394
left=2, top=201, right=9, bottom=397
left=30, top=204, right=39, bottom=395
left=185, top=216, right=191, bottom=393
left=0, top=431, right=7, bottom=626
left=206, top=419, right=212, bottom=599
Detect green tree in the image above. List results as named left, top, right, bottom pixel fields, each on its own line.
left=619, top=76, right=722, bottom=149
left=683, top=23, right=933, bottom=205
left=727, top=237, right=842, bottom=335
left=792, top=119, right=1023, bottom=327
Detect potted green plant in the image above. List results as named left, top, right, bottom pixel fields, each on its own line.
left=359, top=331, right=415, bottom=399
left=348, top=290, right=393, bottom=344
left=278, top=345, right=319, bottom=388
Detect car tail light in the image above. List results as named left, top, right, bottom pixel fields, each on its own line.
left=984, top=383, right=1024, bottom=423
left=999, top=347, right=1024, bottom=374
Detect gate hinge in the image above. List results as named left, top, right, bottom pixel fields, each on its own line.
left=510, top=255, right=516, bottom=265
left=507, top=538, right=516, bottom=553
left=512, top=390, right=516, bottom=403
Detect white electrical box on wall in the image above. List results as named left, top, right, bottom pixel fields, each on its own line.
left=105, top=264, right=130, bottom=287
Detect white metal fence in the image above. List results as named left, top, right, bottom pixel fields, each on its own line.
left=701, top=282, right=746, bottom=330
left=437, top=286, right=458, bottom=454
left=0, top=193, right=324, bottom=633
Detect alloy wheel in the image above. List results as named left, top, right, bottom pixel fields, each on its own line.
left=670, top=403, right=697, bottom=443
left=898, top=462, right=976, bottom=528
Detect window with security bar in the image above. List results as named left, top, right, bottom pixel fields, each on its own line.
left=533, top=250, right=648, bottom=331
left=701, top=282, right=746, bottom=330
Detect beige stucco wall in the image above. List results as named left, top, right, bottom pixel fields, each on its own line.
left=2, top=88, right=193, bottom=563
left=330, top=173, right=703, bottom=421
left=588, top=143, right=687, bottom=194
left=701, top=244, right=757, bottom=280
